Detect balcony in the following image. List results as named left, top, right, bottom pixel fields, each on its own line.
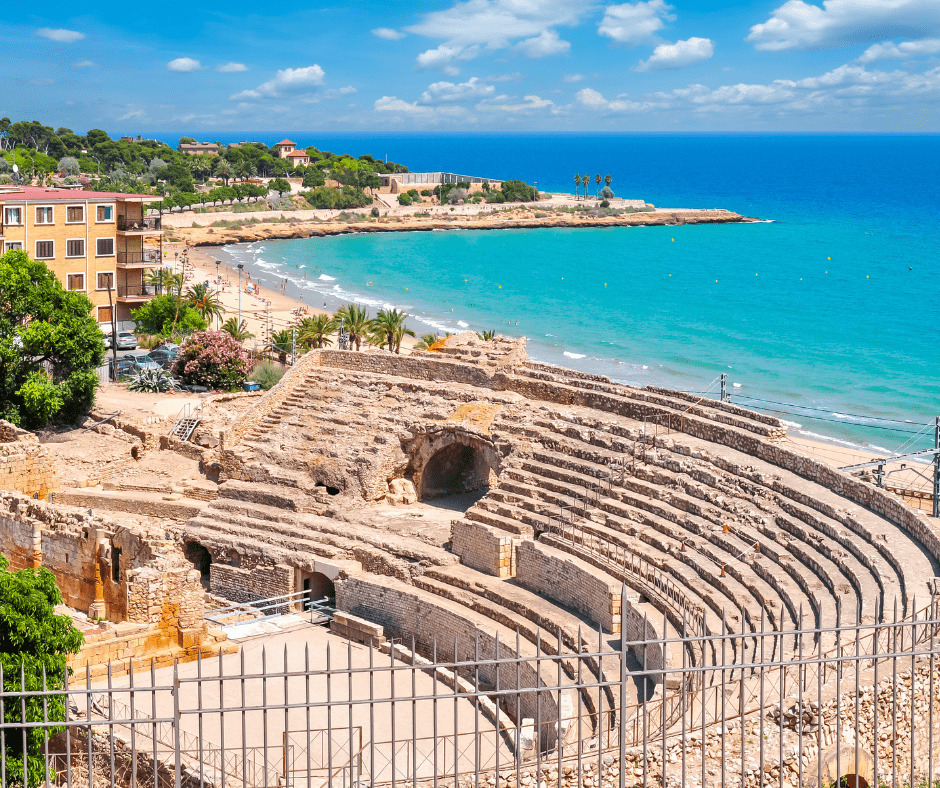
left=117, top=250, right=163, bottom=267
left=117, top=283, right=163, bottom=302
left=117, top=216, right=162, bottom=235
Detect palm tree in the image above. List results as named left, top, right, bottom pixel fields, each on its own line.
left=186, top=284, right=225, bottom=324
left=476, top=330, right=496, bottom=341
left=267, top=329, right=294, bottom=363
left=334, top=304, right=371, bottom=351
left=581, top=174, right=590, bottom=198
left=145, top=268, right=184, bottom=295
left=604, top=174, right=612, bottom=191
left=221, top=317, right=254, bottom=341
left=369, top=308, right=414, bottom=354
left=574, top=173, right=581, bottom=200
left=414, top=333, right=440, bottom=350
left=213, top=157, right=233, bottom=186
left=297, top=314, right=337, bottom=349
left=595, top=173, right=601, bottom=198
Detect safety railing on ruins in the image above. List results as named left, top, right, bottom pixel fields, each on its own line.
left=5, top=604, right=940, bottom=788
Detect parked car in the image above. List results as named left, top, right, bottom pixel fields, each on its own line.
left=112, top=358, right=137, bottom=379
left=148, top=348, right=178, bottom=370
left=121, top=352, right=160, bottom=372
left=115, top=331, right=138, bottom=350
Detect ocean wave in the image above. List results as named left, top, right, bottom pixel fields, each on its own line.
left=457, top=321, right=469, bottom=328
left=564, top=352, right=586, bottom=359
left=732, top=382, right=742, bottom=388
left=781, top=419, right=803, bottom=429
left=318, top=274, right=336, bottom=281
left=414, top=316, right=456, bottom=333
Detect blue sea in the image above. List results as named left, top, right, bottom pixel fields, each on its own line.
left=166, top=133, right=940, bottom=458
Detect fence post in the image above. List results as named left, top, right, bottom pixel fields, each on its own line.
left=619, top=582, right=628, bottom=788
left=173, top=661, right=182, bottom=788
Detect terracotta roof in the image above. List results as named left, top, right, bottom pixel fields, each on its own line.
left=0, top=186, right=152, bottom=203
left=285, top=150, right=310, bottom=158
left=275, top=139, right=296, bottom=146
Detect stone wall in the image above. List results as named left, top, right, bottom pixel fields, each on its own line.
left=515, top=539, right=621, bottom=634
left=209, top=562, right=294, bottom=604
left=0, top=420, right=59, bottom=498
left=451, top=519, right=516, bottom=578
left=621, top=599, right=669, bottom=674
left=337, top=572, right=568, bottom=750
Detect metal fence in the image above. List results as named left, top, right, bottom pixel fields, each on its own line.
left=3, top=603, right=940, bottom=788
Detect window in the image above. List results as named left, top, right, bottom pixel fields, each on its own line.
left=96, top=237, right=115, bottom=256
left=4, top=207, right=22, bottom=225
left=66, top=239, right=85, bottom=257
left=97, top=305, right=113, bottom=323
left=96, top=272, right=114, bottom=290
left=35, top=207, right=53, bottom=224
left=66, top=274, right=85, bottom=291
left=35, top=240, right=54, bottom=259
left=66, top=205, right=84, bottom=223
left=96, top=204, right=114, bottom=222
left=4, top=242, right=22, bottom=252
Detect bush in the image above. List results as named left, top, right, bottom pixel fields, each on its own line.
left=131, top=295, right=207, bottom=338
left=174, top=330, right=252, bottom=391
left=447, top=188, right=468, bottom=204
left=600, top=199, right=610, bottom=208
left=601, top=186, right=614, bottom=199
left=420, top=189, right=432, bottom=197
left=500, top=179, right=538, bottom=202
left=407, top=189, right=420, bottom=200
left=398, top=193, right=413, bottom=206
left=485, top=191, right=505, bottom=203
left=127, top=367, right=180, bottom=393
left=371, top=206, right=380, bottom=217
left=251, top=361, right=286, bottom=390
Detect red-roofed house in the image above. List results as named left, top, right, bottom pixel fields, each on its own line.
left=285, top=150, right=311, bottom=166
left=274, top=139, right=297, bottom=158
left=0, top=186, right=164, bottom=324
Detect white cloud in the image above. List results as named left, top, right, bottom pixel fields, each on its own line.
left=420, top=77, right=495, bottom=103
left=323, top=86, right=357, bottom=98
left=373, top=27, right=406, bottom=40
left=598, top=0, right=675, bottom=46
left=576, top=87, right=659, bottom=111
left=217, top=62, right=248, bottom=72
left=476, top=94, right=555, bottom=112
left=516, top=30, right=570, bottom=57
left=635, top=37, right=714, bottom=71
left=859, top=38, right=940, bottom=62
left=119, top=109, right=145, bottom=120
left=747, top=0, right=940, bottom=52
left=563, top=73, right=585, bottom=82
left=374, top=96, right=467, bottom=116
left=36, top=28, right=84, bottom=43
left=167, top=57, right=202, bottom=72
left=229, top=65, right=326, bottom=99
left=73, top=60, right=97, bottom=68
left=416, top=44, right=480, bottom=74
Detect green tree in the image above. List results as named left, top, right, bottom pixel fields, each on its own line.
left=266, top=329, right=294, bottom=363
left=574, top=173, right=581, bottom=200
left=414, top=333, right=440, bottom=350
left=297, top=314, right=337, bottom=349
left=369, top=308, right=414, bottom=354
left=582, top=174, right=590, bottom=198
left=0, top=251, right=105, bottom=428
left=477, top=330, right=496, bottom=341
left=334, top=304, right=371, bottom=351
left=268, top=178, right=291, bottom=195
left=131, top=295, right=207, bottom=339
left=57, top=156, right=79, bottom=175
left=0, top=555, right=84, bottom=787
left=604, top=174, right=612, bottom=191
left=186, top=284, right=225, bottom=325
left=221, top=317, right=254, bottom=341
left=175, top=330, right=252, bottom=391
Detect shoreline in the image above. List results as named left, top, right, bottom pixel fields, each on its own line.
left=166, top=205, right=759, bottom=248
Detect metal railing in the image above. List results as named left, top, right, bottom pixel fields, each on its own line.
left=117, top=283, right=163, bottom=298
left=3, top=605, right=940, bottom=788
left=118, top=216, right=162, bottom=232
left=118, top=250, right=162, bottom=265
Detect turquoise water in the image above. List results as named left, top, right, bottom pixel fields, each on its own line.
left=208, top=134, right=940, bottom=457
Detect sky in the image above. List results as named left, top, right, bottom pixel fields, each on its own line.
left=5, top=0, right=940, bottom=133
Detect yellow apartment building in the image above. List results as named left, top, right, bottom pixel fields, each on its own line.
left=0, top=186, right=164, bottom=324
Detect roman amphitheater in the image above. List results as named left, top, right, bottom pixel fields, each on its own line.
left=3, top=333, right=939, bottom=787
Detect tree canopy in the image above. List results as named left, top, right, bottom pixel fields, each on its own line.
left=0, top=554, right=84, bottom=787
left=0, top=251, right=105, bottom=428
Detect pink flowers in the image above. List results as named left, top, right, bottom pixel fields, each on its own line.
left=175, top=330, right=252, bottom=391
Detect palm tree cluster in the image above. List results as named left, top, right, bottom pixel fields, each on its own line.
left=290, top=304, right=416, bottom=355
left=573, top=173, right=613, bottom=200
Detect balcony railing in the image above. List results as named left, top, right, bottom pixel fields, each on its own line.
left=117, top=284, right=163, bottom=298
left=117, top=216, right=161, bottom=232
left=117, top=249, right=162, bottom=265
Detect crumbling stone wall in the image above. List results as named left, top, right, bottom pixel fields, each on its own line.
left=451, top=519, right=516, bottom=578
left=0, top=420, right=59, bottom=498
left=516, top=539, right=621, bottom=634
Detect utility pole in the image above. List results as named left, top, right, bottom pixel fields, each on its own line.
left=291, top=327, right=297, bottom=366
left=107, top=281, right=117, bottom=381
left=720, top=373, right=728, bottom=403
left=215, top=260, right=221, bottom=329
left=237, top=264, right=244, bottom=332
left=934, top=416, right=939, bottom=518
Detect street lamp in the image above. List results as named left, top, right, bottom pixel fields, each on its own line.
left=215, top=260, right=221, bottom=329
left=237, top=264, right=244, bottom=333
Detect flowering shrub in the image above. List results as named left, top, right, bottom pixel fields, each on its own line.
left=174, top=330, right=251, bottom=391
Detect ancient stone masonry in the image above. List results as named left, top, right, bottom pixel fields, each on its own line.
left=209, top=562, right=294, bottom=604
left=0, top=420, right=59, bottom=498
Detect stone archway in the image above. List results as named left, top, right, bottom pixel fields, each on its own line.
left=406, top=425, right=500, bottom=501
left=810, top=746, right=874, bottom=788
